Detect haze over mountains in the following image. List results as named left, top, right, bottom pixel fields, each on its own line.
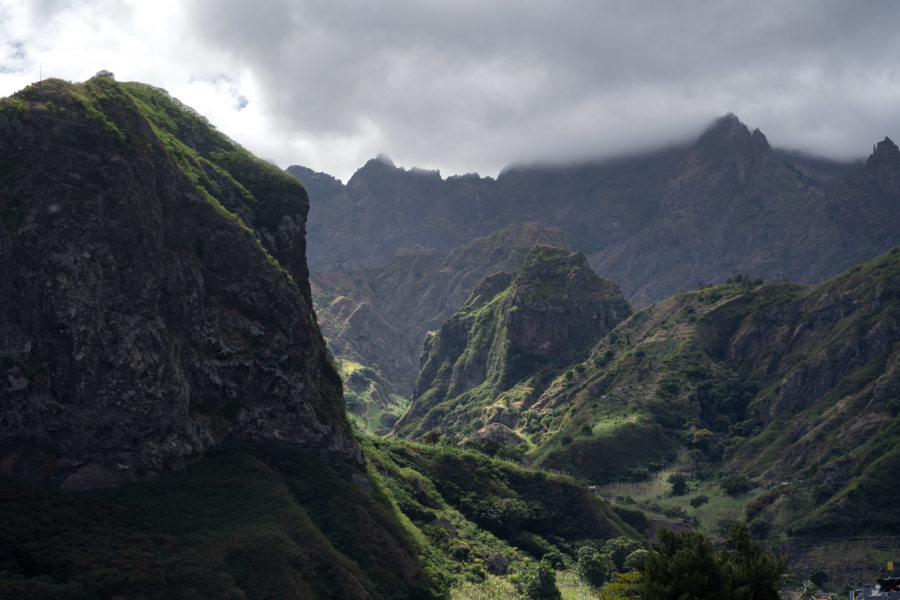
left=292, top=114, right=900, bottom=308
left=295, top=115, right=900, bottom=437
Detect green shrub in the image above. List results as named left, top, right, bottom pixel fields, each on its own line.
left=720, top=473, right=753, bottom=497
left=575, top=546, right=614, bottom=588
left=516, top=562, right=561, bottom=600
left=668, top=473, right=688, bottom=496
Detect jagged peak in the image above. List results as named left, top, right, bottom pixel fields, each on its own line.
left=701, top=113, right=750, bottom=139
left=866, top=136, right=900, bottom=169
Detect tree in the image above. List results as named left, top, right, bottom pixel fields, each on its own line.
left=576, top=545, right=615, bottom=588
left=599, top=570, right=642, bottom=600
left=602, top=537, right=643, bottom=572
left=421, top=429, right=441, bottom=445
left=635, top=524, right=785, bottom=600
left=721, top=473, right=753, bottom=497
left=635, top=527, right=724, bottom=600
left=798, top=579, right=818, bottom=600
left=723, top=522, right=786, bottom=600
left=516, top=561, right=561, bottom=600
left=809, top=569, right=829, bottom=588
left=668, top=472, right=689, bottom=496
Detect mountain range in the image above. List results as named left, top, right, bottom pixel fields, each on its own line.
left=2, top=74, right=899, bottom=598
left=291, top=114, right=900, bottom=307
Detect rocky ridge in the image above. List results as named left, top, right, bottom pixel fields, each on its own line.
left=311, top=222, right=568, bottom=434
left=289, top=115, right=900, bottom=307
left=394, top=245, right=631, bottom=440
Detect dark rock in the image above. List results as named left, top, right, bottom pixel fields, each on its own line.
left=0, top=77, right=359, bottom=489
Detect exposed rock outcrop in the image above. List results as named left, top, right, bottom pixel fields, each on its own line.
left=0, top=77, right=359, bottom=489
left=394, top=245, right=631, bottom=439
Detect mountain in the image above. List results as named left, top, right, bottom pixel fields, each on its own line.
left=403, top=244, right=900, bottom=541
left=0, top=77, right=636, bottom=599
left=311, top=222, right=568, bottom=434
left=289, top=114, right=900, bottom=307
left=0, top=75, right=360, bottom=490
left=394, top=245, right=631, bottom=442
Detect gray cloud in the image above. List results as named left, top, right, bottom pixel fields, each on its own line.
left=181, top=0, right=900, bottom=178
left=3, top=0, right=900, bottom=180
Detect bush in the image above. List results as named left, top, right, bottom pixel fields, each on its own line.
left=516, top=561, right=562, bottom=600
left=690, top=495, right=709, bottom=508
left=720, top=473, right=753, bottom=497
left=668, top=473, right=688, bottom=496
left=576, top=546, right=614, bottom=588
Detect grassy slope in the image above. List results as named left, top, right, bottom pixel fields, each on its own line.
left=399, top=246, right=900, bottom=583
left=0, top=437, right=636, bottom=599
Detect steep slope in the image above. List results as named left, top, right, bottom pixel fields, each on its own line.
left=421, top=247, right=900, bottom=537
left=0, top=77, right=641, bottom=600
left=311, top=222, right=568, bottom=434
left=289, top=114, right=891, bottom=307
left=394, top=245, right=631, bottom=441
left=0, top=76, right=357, bottom=489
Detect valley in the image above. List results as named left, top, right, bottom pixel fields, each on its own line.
left=1, top=74, right=898, bottom=599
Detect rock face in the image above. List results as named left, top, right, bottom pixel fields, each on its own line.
left=0, top=77, right=359, bottom=489
left=394, top=245, right=631, bottom=440
left=292, top=114, right=900, bottom=307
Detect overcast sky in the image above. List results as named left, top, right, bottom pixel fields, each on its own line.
left=2, top=1, right=899, bottom=182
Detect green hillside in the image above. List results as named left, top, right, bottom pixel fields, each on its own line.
left=401, top=245, right=900, bottom=564
left=0, top=437, right=636, bottom=598
left=394, top=245, right=631, bottom=442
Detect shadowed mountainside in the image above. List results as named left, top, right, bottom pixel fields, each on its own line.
left=290, top=115, right=900, bottom=307
left=0, top=76, right=358, bottom=489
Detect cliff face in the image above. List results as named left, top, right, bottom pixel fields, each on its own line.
left=0, top=77, right=359, bottom=489
left=311, top=222, right=568, bottom=434
left=394, top=245, right=631, bottom=440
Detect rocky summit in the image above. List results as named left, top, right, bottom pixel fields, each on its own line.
left=394, top=245, right=631, bottom=440
left=0, top=76, right=358, bottom=489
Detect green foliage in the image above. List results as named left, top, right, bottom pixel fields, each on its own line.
left=422, top=429, right=442, bottom=445
left=598, top=570, right=642, bottom=600
left=575, top=546, right=614, bottom=588
left=721, top=473, right=754, bottom=497
left=798, top=579, right=818, bottom=600
left=0, top=441, right=438, bottom=599
left=601, top=537, right=643, bottom=572
left=635, top=523, right=784, bottom=600
left=690, top=494, right=709, bottom=508
left=515, top=562, right=561, bottom=600
left=667, top=473, right=688, bottom=496
left=809, top=569, right=829, bottom=588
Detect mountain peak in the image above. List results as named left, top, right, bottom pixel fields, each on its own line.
left=866, top=136, right=900, bottom=169
left=693, top=113, right=775, bottom=180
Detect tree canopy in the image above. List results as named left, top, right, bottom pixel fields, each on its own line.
left=635, top=523, right=785, bottom=600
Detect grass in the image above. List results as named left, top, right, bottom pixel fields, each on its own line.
left=450, top=571, right=597, bottom=600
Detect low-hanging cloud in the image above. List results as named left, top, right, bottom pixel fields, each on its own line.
left=3, top=0, right=900, bottom=180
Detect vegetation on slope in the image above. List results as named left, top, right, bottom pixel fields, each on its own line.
left=309, top=223, right=570, bottom=435
left=402, top=245, right=900, bottom=558
left=394, top=245, right=630, bottom=441
left=0, top=436, right=640, bottom=599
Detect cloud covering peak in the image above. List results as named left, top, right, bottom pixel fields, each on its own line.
left=2, top=0, right=900, bottom=181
